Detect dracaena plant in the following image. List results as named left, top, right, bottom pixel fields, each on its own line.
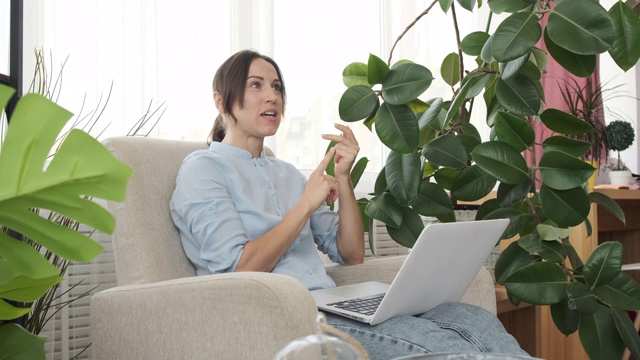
left=338, top=0, right=640, bottom=358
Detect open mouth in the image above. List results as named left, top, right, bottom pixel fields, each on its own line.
left=261, top=111, right=277, bottom=118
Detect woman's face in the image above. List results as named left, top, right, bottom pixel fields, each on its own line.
left=225, top=58, right=284, bottom=140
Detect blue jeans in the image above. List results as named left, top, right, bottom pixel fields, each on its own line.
left=325, top=302, right=530, bottom=360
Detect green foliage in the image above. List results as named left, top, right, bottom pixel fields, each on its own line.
left=0, top=85, right=133, bottom=359
left=606, top=120, right=635, bottom=170
left=338, top=0, right=640, bottom=358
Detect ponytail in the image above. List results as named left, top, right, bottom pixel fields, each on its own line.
left=207, top=115, right=226, bottom=144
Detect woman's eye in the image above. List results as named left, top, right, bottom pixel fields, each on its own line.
left=250, top=82, right=261, bottom=89
left=272, top=83, right=282, bottom=92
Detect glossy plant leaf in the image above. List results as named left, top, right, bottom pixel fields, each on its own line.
left=364, top=193, right=403, bottom=228
left=456, top=0, right=476, bottom=11
left=0, top=298, right=31, bottom=320
left=551, top=298, right=580, bottom=336
left=539, top=108, right=593, bottom=135
left=499, top=52, right=530, bottom=81
left=487, top=0, right=532, bottom=13
left=493, top=111, right=535, bottom=152
left=338, top=85, right=379, bottom=122
left=491, top=11, right=541, bottom=62
left=541, top=136, right=591, bottom=158
left=503, top=261, right=568, bottom=305
left=539, top=185, right=591, bottom=227
left=342, top=62, right=370, bottom=87
left=367, top=53, right=390, bottom=85
left=547, top=0, right=616, bottom=55
left=495, top=74, right=540, bottom=116
left=471, top=141, right=529, bottom=184
left=374, top=167, right=387, bottom=196
left=382, top=62, right=434, bottom=105
left=518, top=234, right=567, bottom=263
left=593, top=271, right=640, bottom=310
left=481, top=33, right=495, bottom=63
left=451, top=165, right=496, bottom=201
left=544, top=29, right=596, bottom=78
left=563, top=239, right=585, bottom=270
left=537, top=224, right=571, bottom=241
left=496, top=179, right=531, bottom=207
left=411, top=181, right=453, bottom=217
left=0, top=232, right=58, bottom=280
left=578, top=305, right=625, bottom=360
left=567, top=281, right=598, bottom=314
left=584, top=242, right=623, bottom=288
left=444, top=72, right=489, bottom=127
left=375, top=103, right=419, bottom=153
left=441, top=52, right=460, bottom=86
left=538, top=151, right=595, bottom=190
left=0, top=275, right=62, bottom=302
left=495, top=240, right=540, bottom=284
left=351, top=157, right=369, bottom=189
left=439, top=0, right=454, bottom=13
left=418, top=97, right=443, bottom=130
left=0, top=324, right=46, bottom=360
left=386, top=206, right=425, bottom=248
left=530, top=47, right=549, bottom=73
left=610, top=306, right=640, bottom=360
left=589, top=192, right=626, bottom=225
left=609, top=1, right=640, bottom=71
left=433, top=168, right=460, bottom=191
left=385, top=151, right=422, bottom=204
left=422, top=134, right=468, bottom=168
left=460, top=31, right=490, bottom=56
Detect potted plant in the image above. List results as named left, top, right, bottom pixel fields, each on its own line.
left=606, top=119, right=636, bottom=185
left=0, top=84, right=133, bottom=359
left=337, top=0, right=640, bottom=358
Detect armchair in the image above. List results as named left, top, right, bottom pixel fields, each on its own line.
left=90, top=136, right=496, bottom=360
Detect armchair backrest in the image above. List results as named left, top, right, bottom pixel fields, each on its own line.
left=103, top=137, right=207, bottom=285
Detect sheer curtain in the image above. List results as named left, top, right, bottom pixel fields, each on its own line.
left=22, top=1, right=518, bottom=358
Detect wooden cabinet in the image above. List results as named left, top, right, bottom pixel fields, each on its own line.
left=495, top=189, right=640, bottom=359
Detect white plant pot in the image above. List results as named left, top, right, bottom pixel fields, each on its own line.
left=609, top=170, right=633, bottom=186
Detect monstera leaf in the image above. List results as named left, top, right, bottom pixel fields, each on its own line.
left=0, top=84, right=133, bottom=358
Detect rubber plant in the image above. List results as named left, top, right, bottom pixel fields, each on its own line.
left=0, top=84, right=133, bottom=359
left=338, top=0, right=640, bottom=358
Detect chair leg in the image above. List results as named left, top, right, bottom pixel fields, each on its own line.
left=622, top=311, right=640, bottom=360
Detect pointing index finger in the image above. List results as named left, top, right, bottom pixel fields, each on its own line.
left=314, top=147, right=335, bottom=174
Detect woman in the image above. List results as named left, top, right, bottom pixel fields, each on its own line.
left=170, top=50, right=529, bottom=359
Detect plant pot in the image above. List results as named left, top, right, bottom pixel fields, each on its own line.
left=609, top=170, right=633, bottom=186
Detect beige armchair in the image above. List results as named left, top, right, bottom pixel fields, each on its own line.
left=90, top=136, right=496, bottom=360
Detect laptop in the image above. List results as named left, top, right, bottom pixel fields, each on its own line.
left=311, top=218, right=509, bottom=325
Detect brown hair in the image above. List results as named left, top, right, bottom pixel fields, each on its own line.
left=208, top=50, right=286, bottom=144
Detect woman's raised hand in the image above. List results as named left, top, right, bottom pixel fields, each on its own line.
left=321, top=123, right=360, bottom=180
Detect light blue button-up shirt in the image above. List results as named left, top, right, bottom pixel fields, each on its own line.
left=170, top=142, right=342, bottom=290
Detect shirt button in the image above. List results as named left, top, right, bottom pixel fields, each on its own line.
left=267, top=183, right=273, bottom=189
left=259, top=160, right=265, bottom=166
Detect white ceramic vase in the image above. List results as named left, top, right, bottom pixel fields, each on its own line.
left=609, top=170, right=633, bottom=186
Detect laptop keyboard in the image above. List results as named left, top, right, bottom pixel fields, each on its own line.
left=327, top=294, right=384, bottom=316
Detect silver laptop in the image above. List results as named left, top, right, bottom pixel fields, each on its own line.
left=311, top=218, right=509, bottom=325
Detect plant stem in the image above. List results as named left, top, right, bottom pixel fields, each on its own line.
left=387, top=0, right=439, bottom=65
left=450, top=3, right=465, bottom=85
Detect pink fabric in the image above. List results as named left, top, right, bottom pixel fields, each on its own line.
left=523, top=11, right=603, bottom=185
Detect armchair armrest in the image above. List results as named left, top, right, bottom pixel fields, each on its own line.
left=326, top=256, right=497, bottom=314
left=91, top=272, right=318, bottom=360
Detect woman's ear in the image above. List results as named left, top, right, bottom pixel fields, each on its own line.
left=213, top=91, right=224, bottom=114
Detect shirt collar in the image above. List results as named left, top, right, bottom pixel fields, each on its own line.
left=209, top=142, right=267, bottom=159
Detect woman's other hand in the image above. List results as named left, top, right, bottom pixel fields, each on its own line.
left=302, top=148, right=339, bottom=210
left=321, top=123, right=360, bottom=180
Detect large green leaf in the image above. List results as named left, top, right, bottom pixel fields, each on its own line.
left=495, top=75, right=540, bottom=116
left=609, top=1, right=640, bottom=71
left=460, top=31, right=490, bottom=56
left=350, top=157, right=369, bottom=189
left=589, top=192, right=626, bottom=225
left=422, top=134, right=468, bottom=169
left=417, top=97, right=444, bottom=130
left=539, top=108, right=593, bottom=135
left=364, top=193, right=403, bottom=228
left=503, top=261, right=568, bottom=305
left=537, top=224, right=571, bottom=241
left=567, top=281, right=599, bottom=314
left=493, top=111, right=535, bottom=152
left=471, top=141, right=529, bottom=184
left=382, top=63, right=434, bottom=105
left=386, top=206, right=424, bottom=248
left=439, top=0, right=454, bottom=13
left=0, top=89, right=133, bottom=267
left=0, top=298, right=30, bottom=320
left=0, top=323, right=46, bottom=359
left=518, top=234, right=567, bottom=263
left=578, top=305, right=625, bottom=360
left=547, top=0, right=616, bottom=55
left=0, top=275, right=62, bottom=302
left=491, top=11, right=542, bottom=62
left=495, top=240, right=541, bottom=284
left=499, top=52, right=530, bottom=81
left=542, top=136, right=591, bottom=158
left=411, top=181, right=453, bottom=217
left=611, top=306, right=640, bottom=360
left=342, top=62, right=370, bottom=87
left=584, top=242, right=623, bottom=288
left=456, top=0, right=476, bottom=11
left=385, top=151, right=422, bottom=204
left=0, top=232, right=58, bottom=280
left=544, top=29, right=596, bottom=78
left=367, top=53, right=390, bottom=85
left=375, top=103, right=419, bottom=153
left=551, top=298, right=580, bottom=336
left=450, top=165, right=496, bottom=201
left=487, top=0, right=532, bottom=13
left=539, top=185, right=591, bottom=227
left=338, top=85, right=379, bottom=122
left=538, top=151, right=595, bottom=190
left=496, top=179, right=532, bottom=207
left=593, top=271, right=640, bottom=310
left=440, top=53, right=460, bottom=87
